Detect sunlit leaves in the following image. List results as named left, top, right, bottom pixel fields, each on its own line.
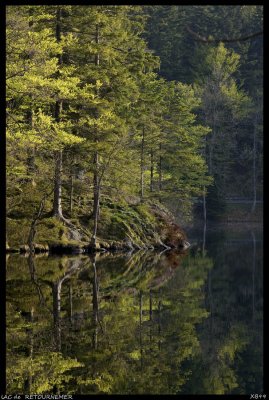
left=7, top=352, right=83, bottom=394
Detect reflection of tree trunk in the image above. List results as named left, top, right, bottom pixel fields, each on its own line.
left=52, top=261, right=80, bottom=351
left=24, top=307, right=34, bottom=392
left=69, top=282, right=73, bottom=325
left=149, top=289, right=152, bottom=345
left=158, top=288, right=161, bottom=351
left=139, top=290, right=143, bottom=370
left=251, top=230, right=256, bottom=322
left=53, top=385, right=60, bottom=395
left=52, top=280, right=62, bottom=352
left=208, top=269, right=213, bottom=336
left=91, top=254, right=99, bottom=349
left=149, top=289, right=152, bottom=321
left=52, top=259, right=82, bottom=351
left=29, top=257, right=82, bottom=353
left=28, top=253, right=46, bottom=306
left=140, top=126, right=145, bottom=200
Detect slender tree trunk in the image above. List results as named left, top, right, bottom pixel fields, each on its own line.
left=69, top=173, right=74, bottom=217
left=53, top=7, right=64, bottom=218
left=208, top=143, right=213, bottom=176
left=91, top=151, right=100, bottom=247
left=53, top=149, right=63, bottom=217
left=28, top=191, right=49, bottom=253
left=202, top=186, right=207, bottom=256
left=150, top=147, right=154, bottom=192
left=26, top=108, right=36, bottom=186
left=26, top=10, right=36, bottom=187
left=159, top=143, right=162, bottom=191
left=202, top=220, right=207, bottom=257
left=91, top=24, right=100, bottom=247
left=140, top=126, right=145, bottom=199
left=206, top=106, right=216, bottom=176
left=251, top=114, right=257, bottom=213
left=203, top=186, right=207, bottom=222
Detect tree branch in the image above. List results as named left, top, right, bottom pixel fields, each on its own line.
left=186, top=25, right=263, bottom=43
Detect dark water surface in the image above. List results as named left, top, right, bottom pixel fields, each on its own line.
left=6, top=223, right=263, bottom=395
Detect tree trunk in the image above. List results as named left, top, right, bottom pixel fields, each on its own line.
left=53, top=149, right=63, bottom=217
left=53, top=7, right=63, bottom=218
left=26, top=108, right=36, bottom=186
left=91, top=151, right=100, bottom=247
left=150, top=147, right=154, bottom=192
left=28, top=192, right=49, bottom=253
left=251, top=114, right=257, bottom=213
left=206, top=106, right=216, bottom=176
left=69, top=173, right=74, bottom=217
left=26, top=10, right=36, bottom=187
left=202, top=186, right=207, bottom=256
left=140, top=126, right=145, bottom=199
left=91, top=24, right=100, bottom=247
left=159, top=143, right=162, bottom=191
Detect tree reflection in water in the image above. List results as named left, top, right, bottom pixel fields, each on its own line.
left=6, top=228, right=263, bottom=394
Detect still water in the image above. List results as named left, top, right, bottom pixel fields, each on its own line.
left=6, top=223, right=263, bottom=395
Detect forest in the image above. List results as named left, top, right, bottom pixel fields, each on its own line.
left=6, top=5, right=263, bottom=252
left=6, top=5, right=264, bottom=396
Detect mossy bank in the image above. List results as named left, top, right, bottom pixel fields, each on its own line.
left=7, top=199, right=188, bottom=254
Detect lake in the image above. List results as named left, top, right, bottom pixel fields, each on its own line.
left=6, top=223, right=263, bottom=395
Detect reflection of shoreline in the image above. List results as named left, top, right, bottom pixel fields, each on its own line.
left=185, top=223, right=263, bottom=247
left=6, top=232, right=263, bottom=395
left=185, top=221, right=263, bottom=234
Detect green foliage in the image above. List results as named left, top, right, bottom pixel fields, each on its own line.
left=7, top=352, right=83, bottom=394
left=7, top=5, right=215, bottom=244
left=145, top=5, right=263, bottom=217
